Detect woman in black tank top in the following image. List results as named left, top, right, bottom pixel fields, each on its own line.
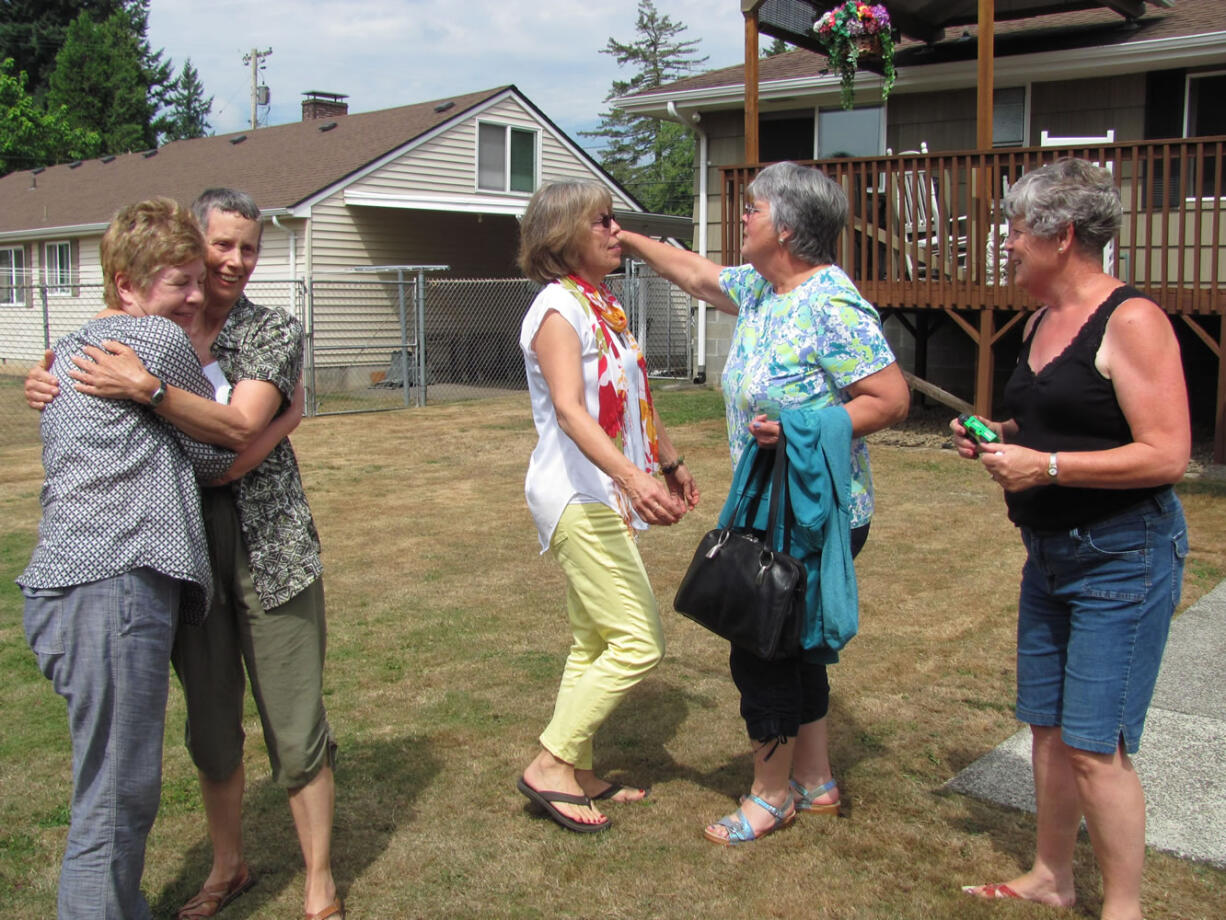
left=951, top=159, right=1189, bottom=920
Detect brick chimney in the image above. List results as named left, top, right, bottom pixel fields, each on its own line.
left=302, top=91, right=349, bottom=120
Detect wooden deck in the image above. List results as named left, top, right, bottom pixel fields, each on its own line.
left=720, top=137, right=1226, bottom=459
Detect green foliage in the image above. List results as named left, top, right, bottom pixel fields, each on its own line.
left=161, top=58, right=213, bottom=142
left=0, top=57, right=100, bottom=173
left=0, top=0, right=129, bottom=102
left=582, top=0, right=707, bottom=216
left=762, top=36, right=793, bottom=57
left=47, top=10, right=155, bottom=153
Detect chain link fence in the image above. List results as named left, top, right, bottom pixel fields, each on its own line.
left=307, top=264, right=693, bottom=416
left=1, top=267, right=694, bottom=441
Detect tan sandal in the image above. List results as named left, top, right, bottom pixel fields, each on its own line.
left=177, top=864, right=256, bottom=919
left=305, top=895, right=345, bottom=920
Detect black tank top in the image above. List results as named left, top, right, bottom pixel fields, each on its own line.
left=1002, top=284, right=1164, bottom=530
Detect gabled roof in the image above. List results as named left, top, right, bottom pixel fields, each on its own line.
left=0, top=86, right=514, bottom=235
left=618, top=0, right=1224, bottom=113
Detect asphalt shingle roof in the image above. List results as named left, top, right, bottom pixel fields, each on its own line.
left=632, top=0, right=1222, bottom=97
left=0, top=86, right=510, bottom=234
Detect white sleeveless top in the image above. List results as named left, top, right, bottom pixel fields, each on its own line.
left=519, top=281, right=650, bottom=552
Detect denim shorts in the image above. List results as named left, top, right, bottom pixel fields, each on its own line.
left=1015, top=488, right=1187, bottom=754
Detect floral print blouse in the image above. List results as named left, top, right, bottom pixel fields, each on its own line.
left=718, top=263, right=896, bottom=528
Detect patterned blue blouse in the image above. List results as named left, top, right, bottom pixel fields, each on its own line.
left=718, top=263, right=896, bottom=528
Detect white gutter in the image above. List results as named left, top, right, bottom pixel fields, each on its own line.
left=0, top=222, right=108, bottom=243
left=269, top=214, right=296, bottom=280
left=666, top=101, right=711, bottom=384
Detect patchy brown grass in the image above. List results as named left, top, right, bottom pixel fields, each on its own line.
left=1, top=391, right=1223, bottom=919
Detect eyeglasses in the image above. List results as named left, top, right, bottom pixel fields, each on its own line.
left=743, top=204, right=764, bottom=218
left=592, top=213, right=614, bottom=230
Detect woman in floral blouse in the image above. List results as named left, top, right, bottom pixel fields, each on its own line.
left=515, top=181, right=699, bottom=833
left=618, top=162, right=909, bottom=845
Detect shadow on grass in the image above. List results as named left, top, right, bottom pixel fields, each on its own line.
left=149, top=734, right=440, bottom=919
left=591, top=679, right=872, bottom=816
left=942, top=786, right=1104, bottom=917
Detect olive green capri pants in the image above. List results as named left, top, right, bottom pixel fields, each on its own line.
left=172, top=488, right=336, bottom=789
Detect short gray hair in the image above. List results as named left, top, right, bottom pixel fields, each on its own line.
left=192, top=187, right=263, bottom=244
left=1004, top=158, right=1120, bottom=255
left=747, top=162, right=846, bottom=266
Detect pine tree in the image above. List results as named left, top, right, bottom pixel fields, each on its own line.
left=763, top=37, right=793, bottom=57
left=161, top=58, right=213, bottom=142
left=0, top=1, right=129, bottom=102
left=582, top=0, right=707, bottom=216
left=0, top=58, right=100, bottom=175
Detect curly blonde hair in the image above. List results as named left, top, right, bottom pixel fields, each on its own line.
left=100, top=198, right=205, bottom=310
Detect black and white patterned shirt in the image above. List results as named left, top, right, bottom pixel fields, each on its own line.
left=213, top=296, right=322, bottom=609
left=19, top=314, right=236, bottom=624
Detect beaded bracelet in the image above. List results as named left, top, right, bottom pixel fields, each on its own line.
left=660, top=456, right=685, bottom=475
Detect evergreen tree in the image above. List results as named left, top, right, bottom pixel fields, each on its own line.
left=0, top=58, right=100, bottom=174
left=47, top=10, right=155, bottom=153
left=763, top=37, right=793, bottom=57
left=161, top=58, right=213, bottom=142
left=0, top=1, right=128, bottom=102
left=582, top=0, right=707, bottom=216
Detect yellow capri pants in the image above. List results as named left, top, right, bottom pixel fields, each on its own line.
left=539, top=502, right=664, bottom=770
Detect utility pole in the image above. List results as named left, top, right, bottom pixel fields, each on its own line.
left=242, top=48, right=272, bottom=129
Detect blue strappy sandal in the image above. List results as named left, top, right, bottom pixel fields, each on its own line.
left=704, top=793, right=794, bottom=846
left=789, top=778, right=840, bottom=815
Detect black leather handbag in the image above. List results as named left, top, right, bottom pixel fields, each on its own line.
left=673, top=433, right=806, bottom=660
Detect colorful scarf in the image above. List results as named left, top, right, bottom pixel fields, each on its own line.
left=559, top=273, right=660, bottom=483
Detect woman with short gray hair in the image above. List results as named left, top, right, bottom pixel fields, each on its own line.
left=952, top=158, right=1188, bottom=918
left=618, top=161, right=909, bottom=845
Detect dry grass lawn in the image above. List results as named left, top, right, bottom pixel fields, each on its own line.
left=1, top=389, right=1224, bottom=919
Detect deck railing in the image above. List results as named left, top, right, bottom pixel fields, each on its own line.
left=720, top=137, right=1226, bottom=316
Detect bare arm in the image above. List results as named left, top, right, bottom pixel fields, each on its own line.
left=615, top=229, right=738, bottom=315
left=68, top=341, right=281, bottom=451
left=209, top=378, right=304, bottom=485
left=842, top=361, right=910, bottom=438
left=978, top=297, right=1189, bottom=491
left=533, top=310, right=686, bottom=525
left=652, top=404, right=700, bottom=511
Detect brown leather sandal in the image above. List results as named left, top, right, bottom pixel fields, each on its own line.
left=177, top=865, right=256, bottom=919
left=305, top=895, right=345, bottom=920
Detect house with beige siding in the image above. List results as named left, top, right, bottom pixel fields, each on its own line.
left=0, top=85, right=685, bottom=382
left=614, top=0, right=1226, bottom=436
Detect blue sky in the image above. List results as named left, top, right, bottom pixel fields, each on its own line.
left=147, top=0, right=751, bottom=152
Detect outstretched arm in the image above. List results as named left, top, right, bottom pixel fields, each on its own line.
left=615, top=230, right=738, bottom=315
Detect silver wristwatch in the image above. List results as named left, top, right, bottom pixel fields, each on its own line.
left=1047, top=452, right=1059, bottom=481
left=149, top=378, right=167, bottom=407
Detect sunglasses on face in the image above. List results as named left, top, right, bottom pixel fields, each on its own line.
left=592, top=213, right=614, bottom=230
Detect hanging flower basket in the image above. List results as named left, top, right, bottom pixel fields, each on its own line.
left=813, top=2, right=897, bottom=110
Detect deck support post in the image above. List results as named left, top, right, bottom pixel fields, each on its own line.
left=975, top=308, right=995, bottom=418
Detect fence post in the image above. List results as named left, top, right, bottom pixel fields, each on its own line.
left=415, top=268, right=429, bottom=407
left=306, top=280, right=318, bottom=417
left=395, top=269, right=412, bottom=408
left=41, top=283, right=51, bottom=350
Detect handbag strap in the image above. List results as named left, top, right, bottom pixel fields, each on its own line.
left=733, top=430, right=794, bottom=555
left=765, top=430, right=794, bottom=555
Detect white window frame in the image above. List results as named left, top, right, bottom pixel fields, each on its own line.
left=476, top=121, right=538, bottom=194
left=1, top=246, right=25, bottom=306
left=44, top=240, right=73, bottom=296
left=1181, top=70, right=1226, bottom=203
